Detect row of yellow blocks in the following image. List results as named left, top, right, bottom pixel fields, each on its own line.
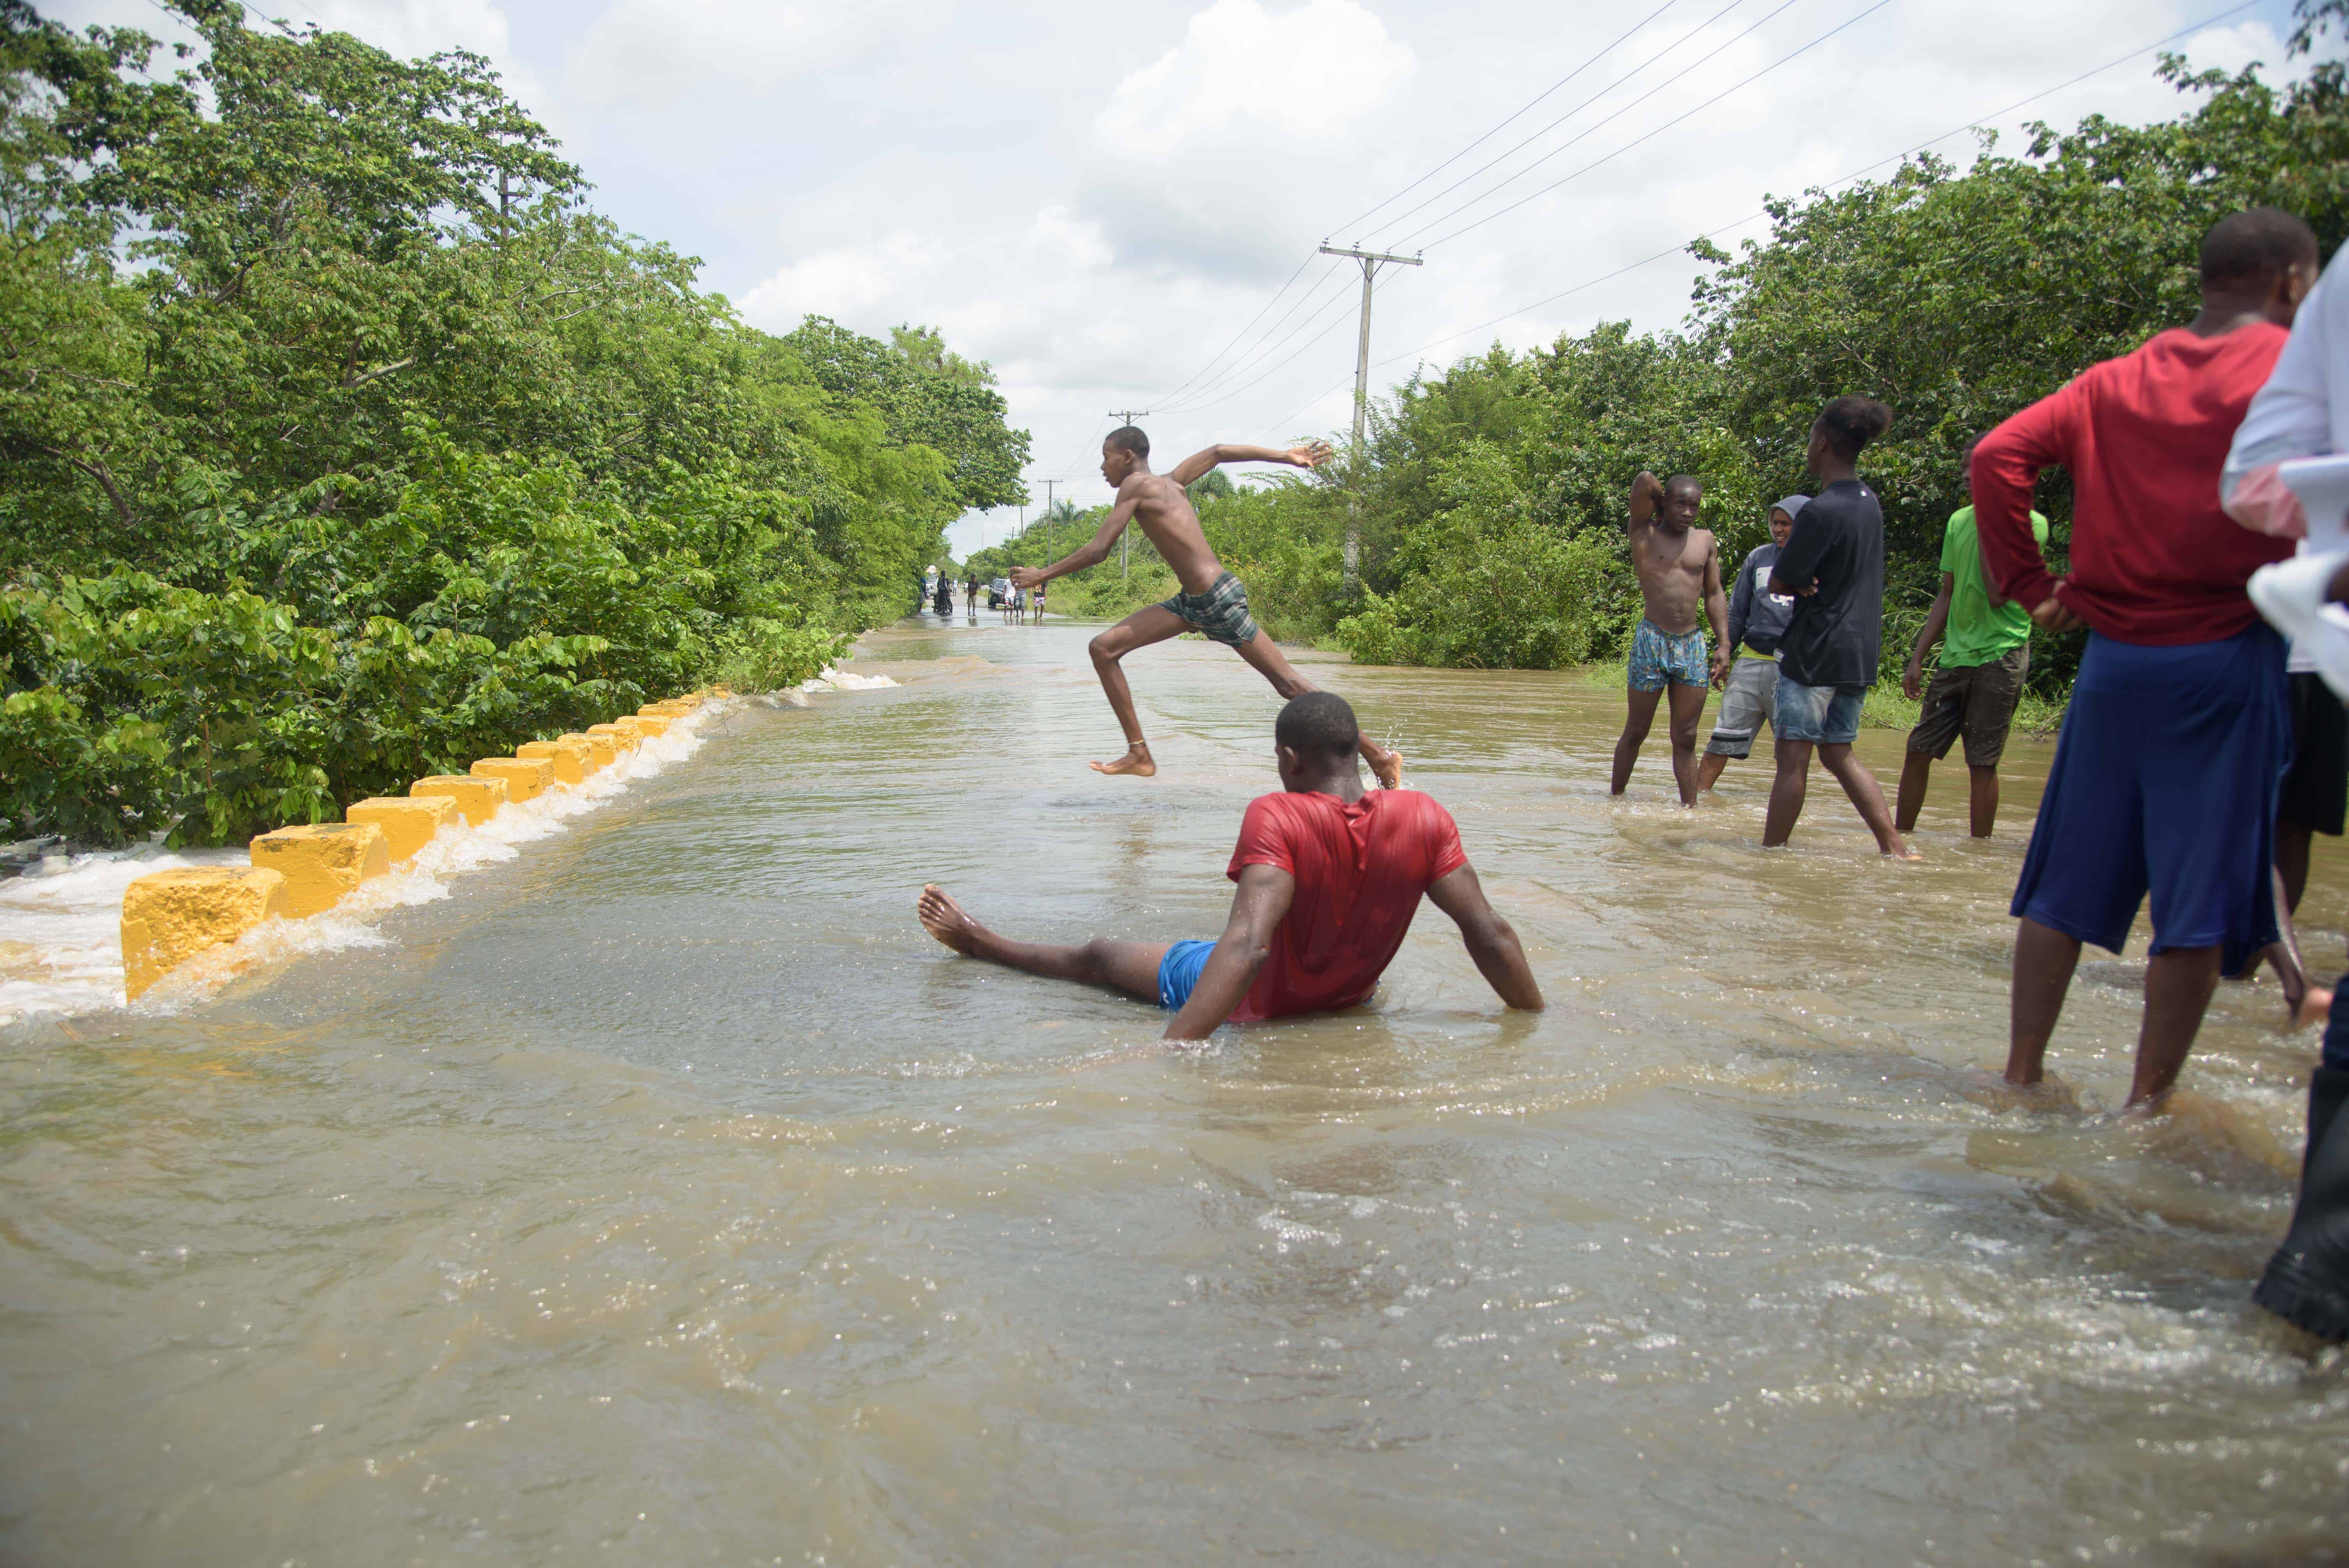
left=120, top=693, right=725, bottom=1000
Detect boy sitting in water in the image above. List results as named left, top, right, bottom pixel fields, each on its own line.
left=1611, top=471, right=1727, bottom=806
left=916, top=693, right=1542, bottom=1039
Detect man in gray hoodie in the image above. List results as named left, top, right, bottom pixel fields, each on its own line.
left=1696, top=496, right=1807, bottom=793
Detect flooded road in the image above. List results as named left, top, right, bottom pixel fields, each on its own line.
left=4, top=618, right=2345, bottom=1565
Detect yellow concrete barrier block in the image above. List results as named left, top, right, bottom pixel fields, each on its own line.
left=346, top=794, right=458, bottom=863
left=627, top=714, right=670, bottom=739
left=707, top=685, right=734, bottom=698
left=641, top=699, right=695, bottom=716
left=120, top=866, right=290, bottom=1001
left=412, top=773, right=508, bottom=827
left=563, top=731, right=616, bottom=769
left=248, top=823, right=391, bottom=919
left=471, top=755, right=555, bottom=804
left=517, top=738, right=589, bottom=786
left=586, top=722, right=640, bottom=753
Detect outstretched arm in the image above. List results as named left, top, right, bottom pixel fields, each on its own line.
left=1166, top=440, right=1333, bottom=488
left=1012, top=490, right=1134, bottom=588
left=1164, top=864, right=1295, bottom=1042
left=1423, top=864, right=1542, bottom=1010
left=1629, top=470, right=1663, bottom=542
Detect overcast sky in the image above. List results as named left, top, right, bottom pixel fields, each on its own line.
left=46, top=0, right=2320, bottom=556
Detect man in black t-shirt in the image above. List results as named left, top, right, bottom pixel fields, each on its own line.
left=1763, top=397, right=1918, bottom=858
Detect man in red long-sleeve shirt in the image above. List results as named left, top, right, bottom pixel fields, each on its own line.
left=1971, top=208, right=2320, bottom=1110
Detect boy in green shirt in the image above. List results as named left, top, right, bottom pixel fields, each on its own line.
left=1896, top=443, right=2047, bottom=837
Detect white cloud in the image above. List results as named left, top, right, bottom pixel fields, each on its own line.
left=1096, top=0, right=1416, bottom=155
left=281, top=0, right=515, bottom=62
left=737, top=231, right=950, bottom=330
left=1023, top=207, right=1116, bottom=273
left=568, top=0, right=900, bottom=110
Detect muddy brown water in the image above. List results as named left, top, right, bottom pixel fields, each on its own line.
left=4, top=618, right=2345, bottom=1565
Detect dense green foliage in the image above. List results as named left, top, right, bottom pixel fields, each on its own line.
left=0, top=1, right=1027, bottom=845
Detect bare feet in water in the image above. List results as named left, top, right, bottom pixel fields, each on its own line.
left=1367, top=745, right=1403, bottom=789
left=2291, top=985, right=2334, bottom=1031
left=917, top=885, right=984, bottom=955
left=1091, top=742, right=1157, bottom=777
left=1961, top=1068, right=2081, bottom=1114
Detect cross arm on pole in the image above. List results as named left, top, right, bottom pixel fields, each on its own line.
left=1318, top=244, right=1424, bottom=267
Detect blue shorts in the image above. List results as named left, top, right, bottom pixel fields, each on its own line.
left=1158, top=939, right=1215, bottom=1011
left=1775, top=673, right=1866, bottom=746
left=2011, top=626, right=2287, bottom=971
left=1628, top=619, right=1708, bottom=691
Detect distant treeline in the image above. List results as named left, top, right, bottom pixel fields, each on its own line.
left=0, top=1, right=1027, bottom=846
left=989, top=49, right=2349, bottom=690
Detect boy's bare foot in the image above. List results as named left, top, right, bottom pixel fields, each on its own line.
left=2290, top=985, right=2335, bottom=1030
left=1886, top=845, right=1924, bottom=861
left=1367, top=745, right=1403, bottom=789
left=1962, top=1068, right=2080, bottom=1114
left=917, top=885, right=984, bottom=955
left=1091, top=742, right=1157, bottom=777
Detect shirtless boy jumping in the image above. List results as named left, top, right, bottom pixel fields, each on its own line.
left=1011, top=426, right=1403, bottom=784
left=1611, top=471, right=1728, bottom=806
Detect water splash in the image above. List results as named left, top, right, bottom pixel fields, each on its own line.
left=0, top=700, right=724, bottom=1027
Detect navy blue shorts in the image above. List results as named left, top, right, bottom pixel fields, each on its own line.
left=1158, top=939, right=1215, bottom=1010
left=2011, top=625, right=2287, bottom=973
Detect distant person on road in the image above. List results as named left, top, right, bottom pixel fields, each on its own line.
left=1011, top=427, right=1403, bottom=784
left=1762, top=398, right=1916, bottom=859
left=915, top=694, right=1540, bottom=1037
left=1696, top=495, right=1806, bottom=793
left=1895, top=437, right=2046, bottom=838
left=1973, top=205, right=2318, bottom=1111
left=1032, top=579, right=1048, bottom=624
left=1610, top=472, right=1726, bottom=806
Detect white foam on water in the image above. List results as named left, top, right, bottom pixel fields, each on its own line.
left=0, top=845, right=248, bottom=1025
left=0, top=698, right=737, bottom=1028
left=800, top=666, right=899, bottom=692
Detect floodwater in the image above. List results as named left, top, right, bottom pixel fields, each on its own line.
left=4, top=617, right=2345, bottom=1566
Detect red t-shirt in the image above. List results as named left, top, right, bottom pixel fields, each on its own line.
left=1972, top=324, right=2292, bottom=645
left=1222, top=788, right=1469, bottom=1021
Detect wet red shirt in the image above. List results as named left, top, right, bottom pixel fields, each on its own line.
left=1223, top=788, right=1469, bottom=1021
left=1973, top=324, right=2292, bottom=645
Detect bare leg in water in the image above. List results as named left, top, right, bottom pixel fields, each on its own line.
left=1084, top=606, right=1403, bottom=786
left=919, top=885, right=1170, bottom=1001
left=1764, top=738, right=1919, bottom=857
left=2256, top=862, right=2333, bottom=1026
left=2005, top=915, right=2224, bottom=1110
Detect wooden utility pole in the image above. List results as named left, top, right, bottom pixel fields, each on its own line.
left=1099, top=411, right=1146, bottom=582
left=1040, top=480, right=1059, bottom=559
left=1318, top=243, right=1423, bottom=596
left=1107, top=411, right=1149, bottom=579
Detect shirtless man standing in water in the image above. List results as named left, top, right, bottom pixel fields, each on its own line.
left=1611, top=471, right=1727, bottom=806
left=1012, top=426, right=1403, bottom=784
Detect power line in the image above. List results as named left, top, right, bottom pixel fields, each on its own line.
left=1152, top=266, right=1366, bottom=414
left=1133, top=2, right=1713, bottom=424
left=1153, top=262, right=1355, bottom=410
left=1146, top=251, right=1319, bottom=407
left=1408, top=0, right=1898, bottom=251
left=1255, top=0, right=2263, bottom=436
left=1327, top=0, right=1684, bottom=239
left=1366, top=0, right=1769, bottom=246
